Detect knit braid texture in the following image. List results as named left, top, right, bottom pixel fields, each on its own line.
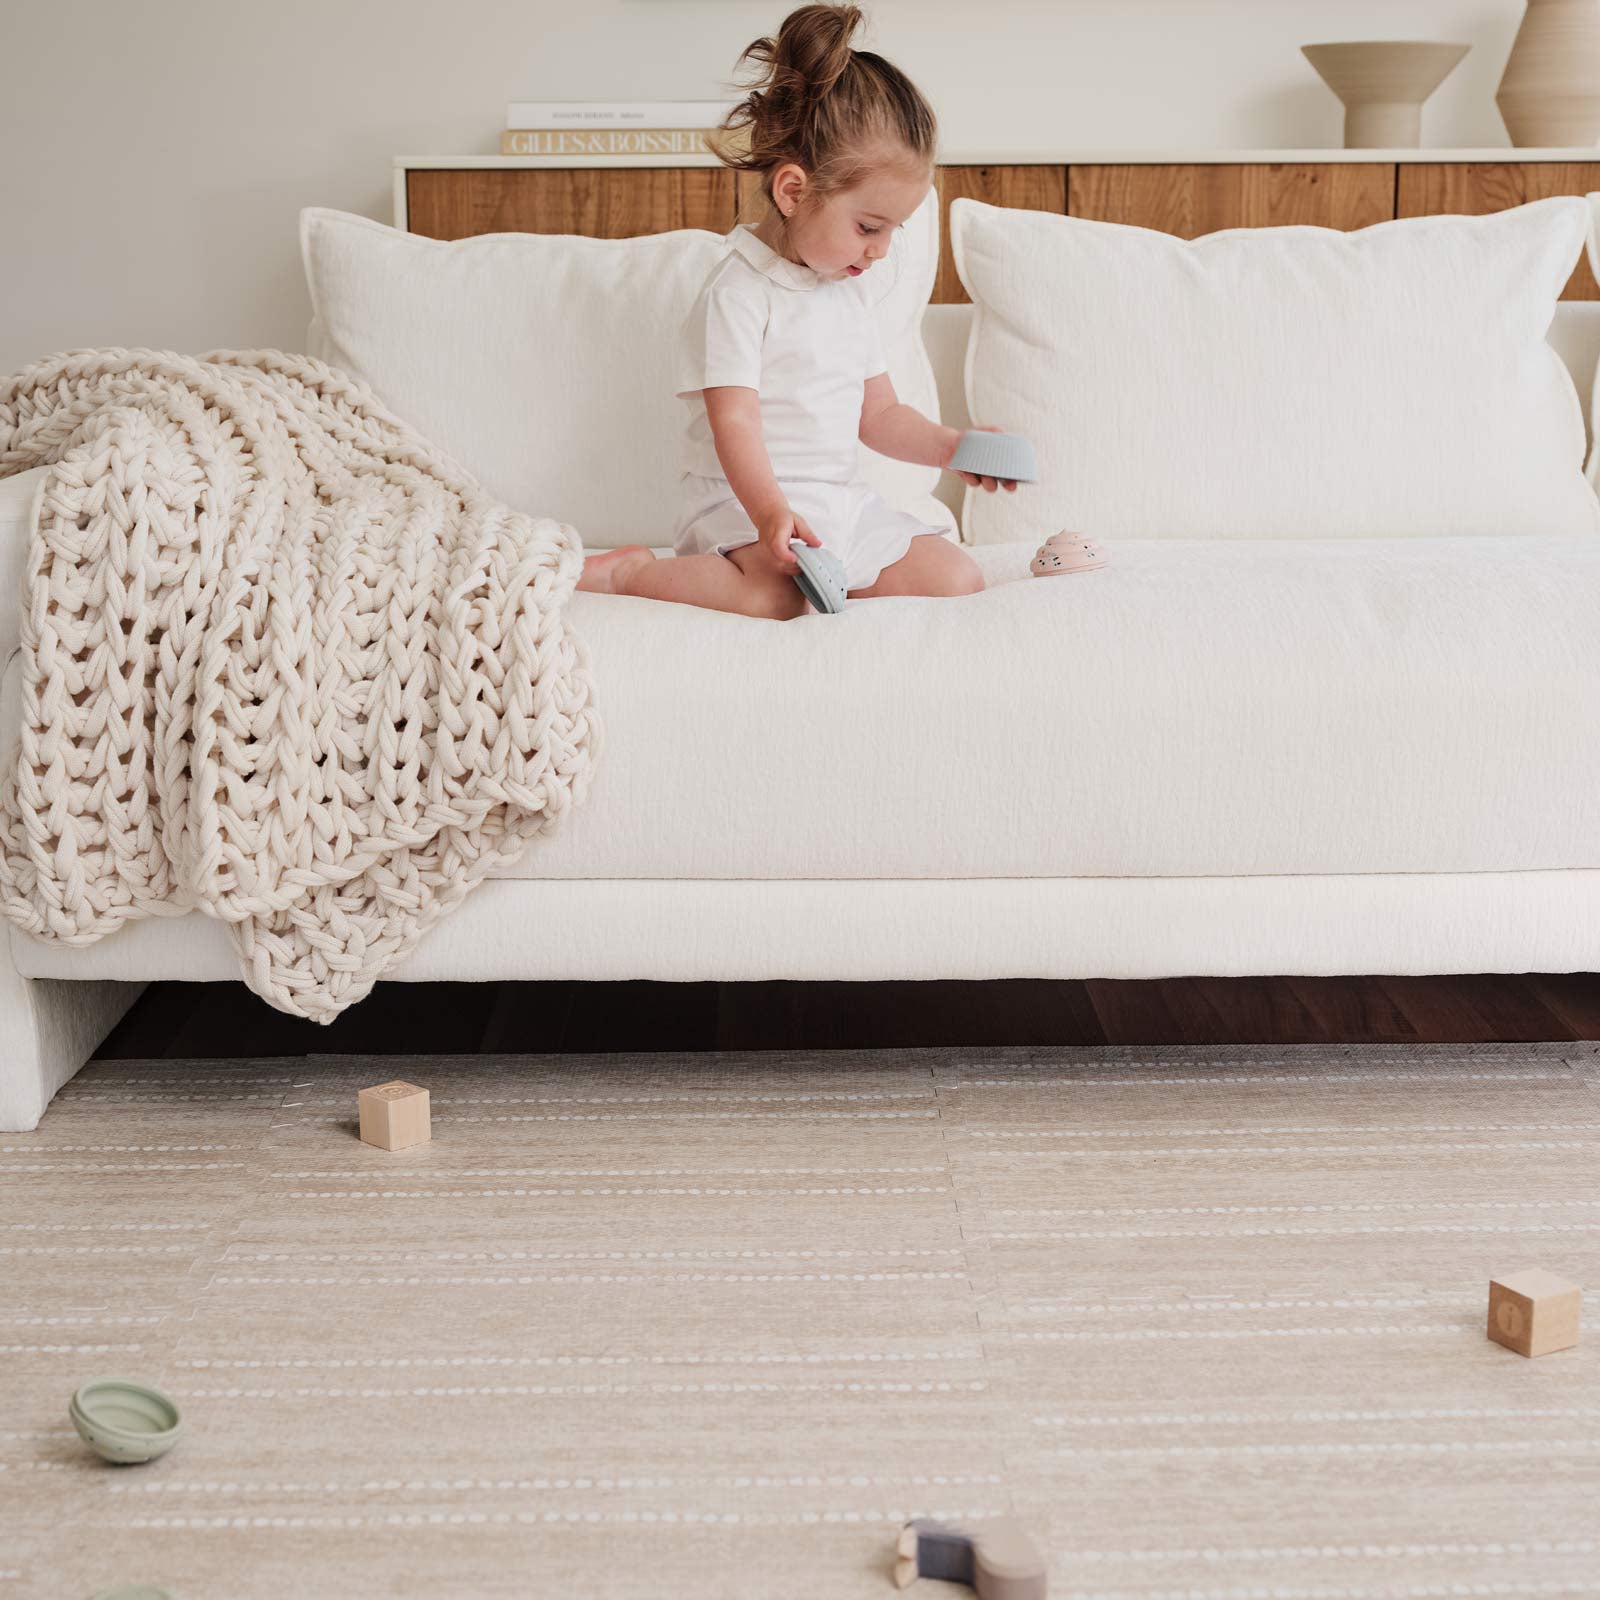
left=0, top=347, right=600, bottom=1020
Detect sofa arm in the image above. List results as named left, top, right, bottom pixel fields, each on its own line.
left=0, top=465, right=47, bottom=669
left=0, top=643, right=145, bottom=1129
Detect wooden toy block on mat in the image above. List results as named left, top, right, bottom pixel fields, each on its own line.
left=1487, top=1269, right=1581, bottom=1357
left=358, top=1080, right=431, bottom=1151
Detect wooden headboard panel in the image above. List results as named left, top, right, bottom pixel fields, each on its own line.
left=402, top=159, right=1600, bottom=305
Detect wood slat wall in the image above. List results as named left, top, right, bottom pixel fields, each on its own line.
left=1395, top=163, right=1600, bottom=300
left=405, top=160, right=1600, bottom=304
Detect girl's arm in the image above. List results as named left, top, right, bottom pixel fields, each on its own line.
left=704, top=386, right=820, bottom=569
left=859, top=372, right=961, bottom=468
left=858, top=373, right=1018, bottom=492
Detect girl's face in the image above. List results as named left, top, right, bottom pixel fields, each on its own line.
left=772, top=163, right=932, bottom=282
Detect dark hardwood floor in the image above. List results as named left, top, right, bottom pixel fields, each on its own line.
left=93, top=974, right=1600, bottom=1058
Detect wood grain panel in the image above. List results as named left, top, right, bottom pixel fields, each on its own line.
left=1397, top=163, right=1600, bottom=300
left=1068, top=163, right=1395, bottom=237
left=406, top=168, right=738, bottom=240
left=932, top=165, right=1067, bottom=304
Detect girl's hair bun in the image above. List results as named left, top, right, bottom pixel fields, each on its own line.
left=716, top=4, right=936, bottom=208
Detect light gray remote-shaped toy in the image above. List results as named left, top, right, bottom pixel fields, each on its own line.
left=949, top=429, right=1038, bottom=484
left=789, top=538, right=849, bottom=614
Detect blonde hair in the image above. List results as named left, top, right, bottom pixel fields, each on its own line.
left=716, top=4, right=937, bottom=221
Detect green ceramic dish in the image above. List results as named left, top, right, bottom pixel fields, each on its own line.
left=69, top=1378, right=183, bottom=1465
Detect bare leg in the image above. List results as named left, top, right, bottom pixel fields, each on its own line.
left=578, top=544, right=656, bottom=594
left=849, top=534, right=985, bottom=600
left=582, top=539, right=806, bottom=620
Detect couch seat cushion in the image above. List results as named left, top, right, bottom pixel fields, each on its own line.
left=512, top=535, right=1600, bottom=879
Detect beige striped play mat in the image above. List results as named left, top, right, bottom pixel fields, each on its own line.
left=4, top=1041, right=1598, bottom=1598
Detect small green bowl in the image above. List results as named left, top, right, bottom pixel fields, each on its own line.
left=69, top=1379, right=183, bottom=1465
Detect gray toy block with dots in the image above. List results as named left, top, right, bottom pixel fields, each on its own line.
left=789, top=538, right=850, bottom=614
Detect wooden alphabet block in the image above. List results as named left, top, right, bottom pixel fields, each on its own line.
left=1487, top=1268, right=1581, bottom=1357
left=358, top=1080, right=431, bottom=1152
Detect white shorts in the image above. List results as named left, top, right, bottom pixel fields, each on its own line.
left=672, top=474, right=945, bottom=592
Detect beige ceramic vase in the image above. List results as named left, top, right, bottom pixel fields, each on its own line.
left=1496, top=0, right=1600, bottom=147
left=1301, top=41, right=1470, bottom=148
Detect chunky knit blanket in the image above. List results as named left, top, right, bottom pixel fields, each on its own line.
left=0, top=348, right=599, bottom=1019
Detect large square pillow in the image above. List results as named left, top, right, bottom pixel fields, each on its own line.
left=951, top=195, right=1599, bottom=542
left=301, top=196, right=954, bottom=547
left=1578, top=191, right=1600, bottom=487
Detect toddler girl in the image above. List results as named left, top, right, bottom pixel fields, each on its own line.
left=578, top=2, right=1018, bottom=618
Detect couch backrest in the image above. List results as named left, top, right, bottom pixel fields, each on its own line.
left=923, top=299, right=1600, bottom=447
left=921, top=297, right=1600, bottom=451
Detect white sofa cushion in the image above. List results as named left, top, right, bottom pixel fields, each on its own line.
left=460, top=533, right=1600, bottom=881
left=300, top=198, right=953, bottom=548
left=951, top=195, right=1600, bottom=543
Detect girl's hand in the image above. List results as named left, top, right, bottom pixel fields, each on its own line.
left=759, top=506, right=821, bottom=569
left=952, top=423, right=1021, bottom=494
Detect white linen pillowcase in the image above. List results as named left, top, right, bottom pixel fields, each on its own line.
left=951, top=195, right=1599, bottom=542
left=300, top=195, right=954, bottom=550
left=1579, top=191, right=1600, bottom=488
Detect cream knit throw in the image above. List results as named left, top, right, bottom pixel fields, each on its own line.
left=0, top=348, right=599, bottom=1019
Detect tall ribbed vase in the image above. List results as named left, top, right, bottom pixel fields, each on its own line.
left=1496, top=0, right=1600, bottom=147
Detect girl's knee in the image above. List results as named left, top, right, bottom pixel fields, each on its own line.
left=759, top=582, right=809, bottom=621
left=936, top=555, right=985, bottom=597
left=744, top=572, right=808, bottom=620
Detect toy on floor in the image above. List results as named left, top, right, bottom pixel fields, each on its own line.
left=69, top=1379, right=183, bottom=1464
left=1488, top=1269, right=1581, bottom=1357
left=358, top=1079, right=431, bottom=1151
left=948, top=430, right=1038, bottom=485
left=1030, top=531, right=1106, bottom=576
left=893, top=1516, right=1047, bottom=1598
left=789, top=539, right=850, bottom=615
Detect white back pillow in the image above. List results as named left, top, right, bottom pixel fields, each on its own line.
left=300, top=198, right=952, bottom=547
left=951, top=195, right=1599, bottom=542
left=1579, top=191, right=1600, bottom=487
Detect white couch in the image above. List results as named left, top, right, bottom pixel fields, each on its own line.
left=4, top=273, right=1600, bottom=1131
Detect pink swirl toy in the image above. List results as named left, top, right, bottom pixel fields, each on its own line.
left=1030, top=530, right=1107, bottom=576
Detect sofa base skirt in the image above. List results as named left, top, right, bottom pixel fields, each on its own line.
left=10, top=871, right=1600, bottom=984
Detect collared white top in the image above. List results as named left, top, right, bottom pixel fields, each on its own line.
left=673, top=222, right=889, bottom=485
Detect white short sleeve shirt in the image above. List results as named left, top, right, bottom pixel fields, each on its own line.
left=674, top=223, right=888, bottom=485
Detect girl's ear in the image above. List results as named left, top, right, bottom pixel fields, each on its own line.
left=770, top=162, right=808, bottom=218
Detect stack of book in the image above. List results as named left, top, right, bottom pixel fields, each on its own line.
left=502, top=101, right=746, bottom=157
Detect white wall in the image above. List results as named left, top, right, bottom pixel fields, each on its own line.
left=0, top=0, right=1530, bottom=375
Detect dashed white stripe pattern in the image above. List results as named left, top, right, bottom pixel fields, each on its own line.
left=178, top=1350, right=981, bottom=1370
left=108, top=1471, right=1007, bottom=1495
left=278, top=1184, right=948, bottom=1198
left=180, top=1379, right=992, bottom=1399
left=1032, top=1405, right=1600, bottom=1426
left=116, top=1505, right=1009, bottom=1530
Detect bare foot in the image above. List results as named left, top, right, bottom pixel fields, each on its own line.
left=578, top=544, right=657, bottom=594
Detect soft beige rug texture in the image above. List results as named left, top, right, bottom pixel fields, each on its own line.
left=3, top=1042, right=1599, bottom=1599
